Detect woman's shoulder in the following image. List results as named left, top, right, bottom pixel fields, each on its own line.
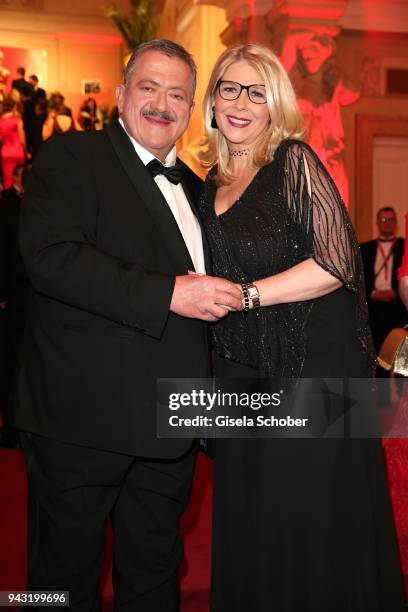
left=0, top=114, right=19, bottom=128
left=8, top=115, right=22, bottom=126
left=276, top=138, right=315, bottom=159
left=274, top=139, right=324, bottom=176
left=260, top=139, right=310, bottom=177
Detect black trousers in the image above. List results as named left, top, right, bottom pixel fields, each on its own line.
left=21, top=432, right=198, bottom=612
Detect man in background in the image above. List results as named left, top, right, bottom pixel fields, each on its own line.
left=11, top=66, right=33, bottom=100
left=27, top=74, right=46, bottom=103
left=360, top=206, right=406, bottom=352
left=24, top=77, right=47, bottom=158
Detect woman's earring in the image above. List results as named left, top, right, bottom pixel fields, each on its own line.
left=211, top=106, right=218, bottom=129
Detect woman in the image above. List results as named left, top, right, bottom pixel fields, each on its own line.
left=0, top=96, right=26, bottom=189
left=198, top=43, right=404, bottom=611
left=42, top=108, right=80, bottom=141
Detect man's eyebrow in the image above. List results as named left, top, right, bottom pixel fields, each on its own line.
left=138, top=78, right=188, bottom=93
left=138, top=78, right=160, bottom=87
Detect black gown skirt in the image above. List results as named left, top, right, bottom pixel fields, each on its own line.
left=211, top=289, right=405, bottom=612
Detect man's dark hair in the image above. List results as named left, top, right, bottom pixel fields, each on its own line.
left=377, top=206, right=396, bottom=219
left=29, top=74, right=39, bottom=84
left=17, top=66, right=25, bottom=77
left=123, top=39, right=197, bottom=99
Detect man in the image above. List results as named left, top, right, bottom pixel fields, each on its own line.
left=0, top=163, right=30, bottom=447
left=24, top=76, right=47, bottom=158
left=11, top=66, right=33, bottom=100
left=11, top=67, right=35, bottom=145
left=360, top=206, right=406, bottom=352
left=27, top=74, right=46, bottom=102
left=25, top=97, right=47, bottom=160
left=12, top=39, right=241, bottom=611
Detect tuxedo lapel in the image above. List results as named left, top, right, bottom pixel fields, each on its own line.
left=369, top=240, right=377, bottom=268
left=106, top=121, right=194, bottom=272
left=180, top=168, right=211, bottom=273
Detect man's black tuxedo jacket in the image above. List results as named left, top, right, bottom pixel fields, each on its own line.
left=360, top=237, right=406, bottom=344
left=12, top=121, right=210, bottom=458
left=12, top=77, right=33, bottom=99
left=360, top=237, right=404, bottom=297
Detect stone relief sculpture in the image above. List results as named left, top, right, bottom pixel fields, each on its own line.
left=0, top=49, right=11, bottom=102
left=281, top=31, right=360, bottom=206
left=360, top=56, right=382, bottom=97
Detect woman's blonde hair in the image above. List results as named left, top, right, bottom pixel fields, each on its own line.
left=200, top=43, right=304, bottom=184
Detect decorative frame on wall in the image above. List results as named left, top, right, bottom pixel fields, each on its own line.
left=81, top=79, right=102, bottom=95
left=355, top=114, right=408, bottom=242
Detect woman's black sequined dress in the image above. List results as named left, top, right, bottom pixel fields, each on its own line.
left=199, top=140, right=405, bottom=612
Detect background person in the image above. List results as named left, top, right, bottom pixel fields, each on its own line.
left=11, top=66, right=33, bottom=101
left=42, top=107, right=81, bottom=140
left=0, top=96, right=27, bottom=189
left=360, top=207, right=405, bottom=352
left=27, top=74, right=46, bottom=103
left=26, top=98, right=47, bottom=160
left=78, top=97, right=97, bottom=131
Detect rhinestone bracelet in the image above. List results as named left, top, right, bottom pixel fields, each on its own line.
left=241, top=283, right=250, bottom=312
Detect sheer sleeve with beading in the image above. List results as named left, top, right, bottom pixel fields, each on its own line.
left=281, top=142, right=376, bottom=373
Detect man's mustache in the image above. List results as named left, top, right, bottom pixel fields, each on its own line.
left=142, top=109, right=176, bottom=122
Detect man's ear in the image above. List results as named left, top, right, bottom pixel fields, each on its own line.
left=189, top=99, right=195, bottom=119
left=115, top=84, right=125, bottom=113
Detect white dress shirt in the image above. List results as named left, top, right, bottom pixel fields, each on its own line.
left=374, top=239, right=394, bottom=291
left=119, top=119, right=206, bottom=274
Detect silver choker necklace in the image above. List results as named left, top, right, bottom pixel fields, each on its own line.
left=228, top=148, right=249, bottom=157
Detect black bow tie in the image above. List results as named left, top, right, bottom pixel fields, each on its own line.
left=379, top=238, right=394, bottom=242
left=146, top=159, right=185, bottom=185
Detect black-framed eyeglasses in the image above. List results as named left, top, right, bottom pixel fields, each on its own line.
left=217, top=80, right=267, bottom=104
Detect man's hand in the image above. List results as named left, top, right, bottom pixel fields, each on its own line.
left=371, top=289, right=397, bottom=302
left=170, top=274, right=242, bottom=322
